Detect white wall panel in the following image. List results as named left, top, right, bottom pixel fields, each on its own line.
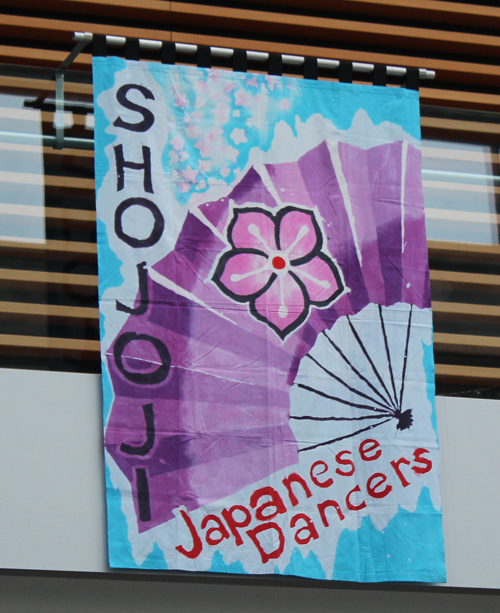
left=1, top=368, right=500, bottom=590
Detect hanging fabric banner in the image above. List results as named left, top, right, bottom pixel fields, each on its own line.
left=93, top=55, right=446, bottom=582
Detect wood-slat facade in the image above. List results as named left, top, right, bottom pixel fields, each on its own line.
left=0, top=0, right=499, bottom=396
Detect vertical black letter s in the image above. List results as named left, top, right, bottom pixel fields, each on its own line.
left=113, top=84, right=155, bottom=132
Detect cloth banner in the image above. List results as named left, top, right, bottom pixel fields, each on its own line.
left=93, top=55, right=446, bottom=582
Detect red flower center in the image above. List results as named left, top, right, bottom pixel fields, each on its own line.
left=272, top=256, right=286, bottom=270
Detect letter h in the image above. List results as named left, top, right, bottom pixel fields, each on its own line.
left=114, top=144, right=153, bottom=193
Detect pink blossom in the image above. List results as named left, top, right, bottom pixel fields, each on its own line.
left=170, top=136, right=185, bottom=151
left=224, top=80, right=236, bottom=93
left=178, top=181, right=191, bottom=193
left=174, top=92, right=189, bottom=109
left=246, top=76, right=258, bottom=88
left=195, top=127, right=223, bottom=158
left=181, top=165, right=199, bottom=184
left=220, top=167, right=230, bottom=178
left=186, top=124, right=201, bottom=139
left=213, top=206, right=344, bottom=339
left=191, top=111, right=203, bottom=122
left=169, top=151, right=180, bottom=164
left=280, top=99, right=291, bottom=110
left=199, top=160, right=211, bottom=174
left=215, top=102, right=230, bottom=124
left=179, top=151, right=189, bottom=162
left=233, top=110, right=241, bottom=117
left=265, top=75, right=281, bottom=91
left=234, top=88, right=252, bottom=107
left=196, top=180, right=207, bottom=191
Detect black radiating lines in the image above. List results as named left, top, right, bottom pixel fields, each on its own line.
left=378, top=304, right=399, bottom=409
left=305, top=353, right=392, bottom=411
left=295, top=383, right=393, bottom=415
left=399, top=305, right=413, bottom=411
left=321, top=329, right=395, bottom=410
left=292, top=304, right=415, bottom=452
left=299, top=419, right=393, bottom=453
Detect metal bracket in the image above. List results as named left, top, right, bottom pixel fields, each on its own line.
left=53, top=33, right=92, bottom=150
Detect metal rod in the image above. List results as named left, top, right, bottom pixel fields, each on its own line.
left=74, top=31, right=435, bottom=80
left=53, top=34, right=93, bottom=150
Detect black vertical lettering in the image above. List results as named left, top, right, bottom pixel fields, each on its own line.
left=135, top=468, right=151, bottom=522
left=121, top=403, right=155, bottom=456
left=114, top=332, right=171, bottom=385
left=116, top=262, right=150, bottom=316
left=114, top=144, right=153, bottom=194
left=114, top=198, right=164, bottom=248
left=113, top=84, right=155, bottom=132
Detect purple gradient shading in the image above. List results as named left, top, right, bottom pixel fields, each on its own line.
left=103, top=139, right=429, bottom=531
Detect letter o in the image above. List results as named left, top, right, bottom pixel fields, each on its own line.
left=114, top=198, right=164, bottom=248
left=113, top=332, right=171, bottom=385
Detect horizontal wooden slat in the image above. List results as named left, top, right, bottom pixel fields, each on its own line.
left=0, top=268, right=97, bottom=288
left=434, top=332, right=500, bottom=355
left=430, top=270, right=500, bottom=291
left=0, top=301, right=98, bottom=320
left=169, top=3, right=500, bottom=58
left=421, top=118, right=500, bottom=142
left=11, top=0, right=500, bottom=32
left=249, top=0, right=500, bottom=30
left=0, top=239, right=97, bottom=258
left=432, top=301, right=500, bottom=323
left=0, top=74, right=92, bottom=97
left=435, top=363, right=500, bottom=385
left=2, top=6, right=500, bottom=62
left=428, top=240, right=500, bottom=262
left=0, top=333, right=99, bottom=353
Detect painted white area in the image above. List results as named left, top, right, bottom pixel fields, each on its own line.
left=1, top=368, right=500, bottom=589
left=0, top=368, right=108, bottom=572
left=437, top=395, right=500, bottom=590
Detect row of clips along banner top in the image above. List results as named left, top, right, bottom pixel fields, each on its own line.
left=90, top=33, right=422, bottom=90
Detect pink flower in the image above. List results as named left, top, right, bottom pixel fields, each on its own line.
left=181, top=165, right=199, bottom=184
left=280, top=99, right=291, bottom=110
left=213, top=206, right=344, bottom=339
left=199, top=160, right=211, bottom=174
left=170, top=136, right=185, bottom=151
left=246, top=76, right=258, bottom=88
left=179, top=151, right=189, bottom=162
left=220, top=167, right=230, bottom=178
left=174, top=92, right=189, bottom=109
left=234, top=88, right=252, bottom=107
left=178, top=181, right=191, bottom=193
left=215, top=102, right=230, bottom=124
left=186, top=124, right=201, bottom=139
left=169, top=151, right=180, bottom=164
left=265, top=75, right=281, bottom=91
